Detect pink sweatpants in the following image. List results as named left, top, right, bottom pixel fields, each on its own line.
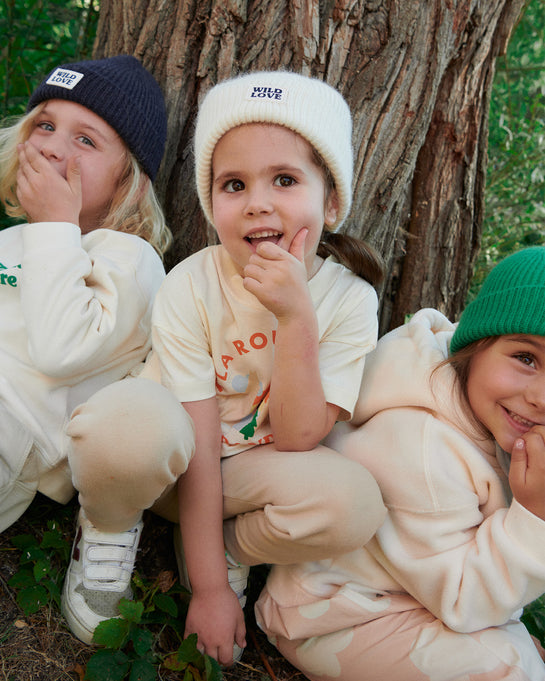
left=257, top=594, right=545, bottom=681
left=67, top=377, right=386, bottom=565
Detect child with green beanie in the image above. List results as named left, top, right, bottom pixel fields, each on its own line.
left=257, top=246, right=545, bottom=680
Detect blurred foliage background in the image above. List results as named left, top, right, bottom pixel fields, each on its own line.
left=471, top=0, right=545, bottom=294
left=0, top=0, right=98, bottom=229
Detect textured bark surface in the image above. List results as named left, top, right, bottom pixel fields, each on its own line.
left=93, top=0, right=524, bottom=331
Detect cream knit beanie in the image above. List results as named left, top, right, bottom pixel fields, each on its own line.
left=194, top=71, right=353, bottom=231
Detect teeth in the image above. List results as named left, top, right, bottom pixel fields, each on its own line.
left=248, top=230, right=282, bottom=239
left=509, top=411, right=536, bottom=427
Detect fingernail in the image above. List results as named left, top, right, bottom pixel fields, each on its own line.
left=514, top=438, right=525, bottom=450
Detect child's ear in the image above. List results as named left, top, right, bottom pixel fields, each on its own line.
left=324, top=190, right=339, bottom=227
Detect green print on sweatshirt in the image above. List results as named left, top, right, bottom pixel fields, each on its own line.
left=0, top=262, right=20, bottom=287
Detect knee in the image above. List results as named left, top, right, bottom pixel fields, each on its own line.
left=67, top=377, right=195, bottom=484
left=323, top=460, right=386, bottom=552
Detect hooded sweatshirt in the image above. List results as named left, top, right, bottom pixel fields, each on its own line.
left=256, top=308, right=545, bottom=641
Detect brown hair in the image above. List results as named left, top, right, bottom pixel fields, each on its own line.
left=434, top=336, right=498, bottom=437
left=311, top=147, right=385, bottom=286
left=317, top=232, right=384, bottom=286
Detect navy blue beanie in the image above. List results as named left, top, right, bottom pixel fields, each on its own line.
left=27, top=55, right=167, bottom=180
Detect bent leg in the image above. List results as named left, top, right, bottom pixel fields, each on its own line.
left=222, top=445, right=386, bottom=565
left=67, top=378, right=194, bottom=532
left=270, top=609, right=545, bottom=681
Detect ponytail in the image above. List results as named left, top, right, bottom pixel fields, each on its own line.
left=317, top=231, right=385, bottom=286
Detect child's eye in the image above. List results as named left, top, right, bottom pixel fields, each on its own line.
left=224, top=179, right=245, bottom=192
left=37, top=121, right=54, bottom=132
left=77, top=135, right=96, bottom=147
left=515, top=353, right=535, bottom=368
left=274, top=175, right=296, bottom=187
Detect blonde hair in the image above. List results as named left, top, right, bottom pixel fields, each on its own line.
left=0, top=105, right=172, bottom=258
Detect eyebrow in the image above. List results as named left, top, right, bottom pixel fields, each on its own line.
left=504, top=335, right=545, bottom=350
left=213, top=164, right=305, bottom=182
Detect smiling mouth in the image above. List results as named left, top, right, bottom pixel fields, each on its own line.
left=245, top=230, right=283, bottom=246
left=506, top=409, right=538, bottom=429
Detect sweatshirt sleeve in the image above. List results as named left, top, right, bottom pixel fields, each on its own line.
left=346, top=408, right=545, bottom=633
left=20, top=222, right=165, bottom=378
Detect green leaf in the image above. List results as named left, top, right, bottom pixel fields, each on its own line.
left=8, top=568, right=35, bottom=589
left=129, top=658, right=158, bottom=681
left=10, top=534, right=38, bottom=551
left=176, top=634, right=203, bottom=665
left=16, top=584, right=49, bottom=615
left=153, top=592, right=178, bottom=618
left=84, top=649, right=130, bottom=681
left=204, top=655, right=223, bottom=681
left=130, top=627, right=154, bottom=656
left=118, top=598, right=144, bottom=623
left=41, top=528, right=69, bottom=550
left=33, top=558, right=51, bottom=583
left=44, top=579, right=62, bottom=608
left=93, top=617, right=130, bottom=648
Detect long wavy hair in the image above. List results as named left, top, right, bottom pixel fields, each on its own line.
left=0, top=104, right=172, bottom=257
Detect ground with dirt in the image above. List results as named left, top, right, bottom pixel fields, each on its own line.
left=0, top=494, right=304, bottom=681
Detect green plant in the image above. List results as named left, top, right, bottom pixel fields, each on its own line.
left=0, top=0, right=99, bottom=231
left=471, top=0, right=545, bottom=297
left=522, top=595, right=545, bottom=646
left=85, top=573, right=223, bottom=681
left=7, top=518, right=71, bottom=615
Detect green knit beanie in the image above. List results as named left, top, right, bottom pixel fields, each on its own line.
left=450, top=246, right=545, bottom=354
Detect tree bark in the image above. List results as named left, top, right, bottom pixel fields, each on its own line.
left=93, top=0, right=524, bottom=332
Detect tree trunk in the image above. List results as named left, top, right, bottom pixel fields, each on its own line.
left=93, top=0, right=524, bottom=332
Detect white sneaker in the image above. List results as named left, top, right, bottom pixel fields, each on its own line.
left=173, top=526, right=249, bottom=662
left=61, top=508, right=142, bottom=644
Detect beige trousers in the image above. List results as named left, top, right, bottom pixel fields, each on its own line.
left=67, top=378, right=385, bottom=565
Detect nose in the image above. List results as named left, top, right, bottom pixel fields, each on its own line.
left=244, top=185, right=273, bottom=216
left=38, top=133, right=66, bottom=162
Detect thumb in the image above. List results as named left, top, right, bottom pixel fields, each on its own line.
left=289, top=227, right=308, bottom=263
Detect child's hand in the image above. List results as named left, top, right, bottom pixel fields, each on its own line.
left=16, top=141, right=82, bottom=225
left=184, top=585, right=246, bottom=666
left=509, top=426, right=545, bottom=520
left=242, top=227, right=312, bottom=319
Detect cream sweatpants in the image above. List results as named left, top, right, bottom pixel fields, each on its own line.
left=66, top=378, right=386, bottom=565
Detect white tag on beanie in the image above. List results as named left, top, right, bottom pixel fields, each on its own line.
left=246, top=85, right=287, bottom=102
left=45, top=68, right=84, bottom=90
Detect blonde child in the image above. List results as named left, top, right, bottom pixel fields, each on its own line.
left=257, top=246, right=545, bottom=681
left=0, top=52, right=171, bottom=624
left=65, top=71, right=387, bottom=663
